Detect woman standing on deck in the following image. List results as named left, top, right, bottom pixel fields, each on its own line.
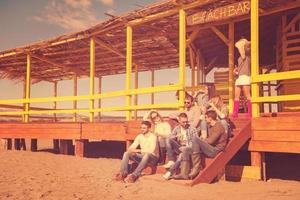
left=232, top=38, right=252, bottom=118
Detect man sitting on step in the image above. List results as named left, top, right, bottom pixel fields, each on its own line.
left=189, top=110, right=228, bottom=179
left=115, top=121, right=159, bottom=183
left=163, top=112, right=197, bottom=180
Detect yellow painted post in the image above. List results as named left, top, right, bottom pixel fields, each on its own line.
left=228, top=23, right=235, bottom=113
left=251, top=0, right=260, bottom=118
left=126, top=26, right=133, bottom=120
left=179, top=9, right=186, bottom=110
left=251, top=0, right=262, bottom=181
left=151, top=70, right=154, bottom=104
left=73, top=74, right=78, bottom=122
left=53, top=81, right=59, bottom=152
left=98, top=76, right=102, bottom=121
left=24, top=53, right=31, bottom=123
left=134, top=65, right=138, bottom=119
left=53, top=81, right=57, bottom=122
left=89, top=38, right=95, bottom=122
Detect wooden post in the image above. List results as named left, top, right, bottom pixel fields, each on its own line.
left=228, top=22, right=235, bottom=113
left=251, top=0, right=260, bottom=118
left=89, top=38, right=95, bottom=122
left=98, top=76, right=102, bottom=121
left=151, top=70, right=154, bottom=104
left=250, top=0, right=262, bottom=180
left=134, top=65, right=138, bottom=119
left=189, top=46, right=196, bottom=95
left=73, top=74, right=78, bottom=122
left=53, top=81, right=59, bottom=153
left=126, top=26, right=133, bottom=120
left=179, top=9, right=186, bottom=111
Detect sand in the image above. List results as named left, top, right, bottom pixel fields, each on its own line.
left=0, top=148, right=299, bottom=200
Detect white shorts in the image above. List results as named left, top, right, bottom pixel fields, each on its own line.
left=235, top=75, right=251, bottom=86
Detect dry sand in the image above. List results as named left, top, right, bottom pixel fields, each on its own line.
left=0, top=148, right=299, bottom=200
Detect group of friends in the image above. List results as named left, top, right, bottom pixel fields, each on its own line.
left=114, top=38, right=252, bottom=183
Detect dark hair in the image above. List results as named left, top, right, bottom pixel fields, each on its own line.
left=178, top=112, right=188, bottom=119
left=206, top=110, right=217, bottom=120
left=206, top=84, right=216, bottom=99
left=141, top=120, right=152, bottom=128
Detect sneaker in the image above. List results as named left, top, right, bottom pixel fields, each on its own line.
left=125, top=173, right=138, bottom=183
left=163, top=161, right=175, bottom=169
left=115, top=172, right=127, bottom=181
left=163, top=171, right=172, bottom=180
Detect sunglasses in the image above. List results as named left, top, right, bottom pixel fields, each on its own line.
left=184, top=101, right=191, bottom=104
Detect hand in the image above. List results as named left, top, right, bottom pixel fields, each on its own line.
left=234, top=66, right=238, bottom=75
left=179, top=146, right=186, bottom=152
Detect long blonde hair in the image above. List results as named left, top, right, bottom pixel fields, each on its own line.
left=210, top=95, right=224, bottom=110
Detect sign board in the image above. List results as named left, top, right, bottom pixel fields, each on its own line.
left=187, top=1, right=250, bottom=26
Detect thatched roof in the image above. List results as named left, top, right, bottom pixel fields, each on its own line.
left=0, top=0, right=299, bottom=83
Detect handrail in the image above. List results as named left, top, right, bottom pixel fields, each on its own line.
left=0, top=84, right=182, bottom=105
left=0, top=103, right=180, bottom=116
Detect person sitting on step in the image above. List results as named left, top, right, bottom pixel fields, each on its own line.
left=163, top=113, right=197, bottom=180
left=208, top=95, right=231, bottom=136
left=115, top=121, right=159, bottom=183
left=143, top=110, right=172, bottom=165
left=189, top=110, right=228, bottom=179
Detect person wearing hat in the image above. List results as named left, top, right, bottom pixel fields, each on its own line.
left=232, top=38, right=252, bottom=118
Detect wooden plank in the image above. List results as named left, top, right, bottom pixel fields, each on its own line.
left=252, top=130, right=300, bottom=142
left=252, top=117, right=300, bottom=131
left=0, top=123, right=81, bottom=139
left=225, top=165, right=261, bottom=180
left=191, top=119, right=251, bottom=185
left=249, top=141, right=300, bottom=153
left=81, top=122, right=126, bottom=140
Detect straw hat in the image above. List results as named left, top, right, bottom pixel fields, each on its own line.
left=235, top=38, right=251, bottom=59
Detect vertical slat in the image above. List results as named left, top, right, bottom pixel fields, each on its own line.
left=126, top=26, right=133, bottom=120
left=228, top=22, right=235, bottom=113
left=179, top=9, right=186, bottom=111
left=89, top=38, right=95, bottom=122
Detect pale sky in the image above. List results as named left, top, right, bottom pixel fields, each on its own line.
left=0, top=0, right=213, bottom=118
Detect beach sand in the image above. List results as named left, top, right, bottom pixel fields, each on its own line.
left=0, top=141, right=299, bottom=200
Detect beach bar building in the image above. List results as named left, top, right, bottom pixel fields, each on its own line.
left=0, top=0, right=300, bottom=185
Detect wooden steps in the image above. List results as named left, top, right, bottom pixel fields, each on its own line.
left=190, top=118, right=251, bottom=186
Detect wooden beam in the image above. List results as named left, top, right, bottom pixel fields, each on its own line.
left=205, top=56, right=218, bottom=74
left=210, top=26, right=229, bottom=45
left=283, top=13, right=300, bottom=33
left=186, top=27, right=201, bottom=46
left=31, top=54, right=84, bottom=75
left=94, top=37, right=125, bottom=58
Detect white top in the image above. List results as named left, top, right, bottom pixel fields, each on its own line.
left=154, top=122, right=171, bottom=138
left=128, top=132, right=159, bottom=157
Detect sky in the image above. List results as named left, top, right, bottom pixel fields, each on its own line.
left=0, top=0, right=209, bottom=118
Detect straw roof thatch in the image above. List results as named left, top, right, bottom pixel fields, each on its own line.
left=0, top=0, right=299, bottom=83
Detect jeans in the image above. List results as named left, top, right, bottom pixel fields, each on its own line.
left=220, top=119, right=228, bottom=134
left=199, top=120, right=208, bottom=139
left=166, top=138, right=181, bottom=161
left=168, top=146, right=192, bottom=174
left=120, top=151, right=158, bottom=177
left=158, top=136, right=166, bottom=148
left=192, top=136, right=221, bottom=158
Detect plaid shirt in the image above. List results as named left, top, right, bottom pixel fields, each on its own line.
left=170, top=124, right=197, bottom=148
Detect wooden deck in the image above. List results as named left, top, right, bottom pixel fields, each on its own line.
left=0, top=112, right=300, bottom=185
